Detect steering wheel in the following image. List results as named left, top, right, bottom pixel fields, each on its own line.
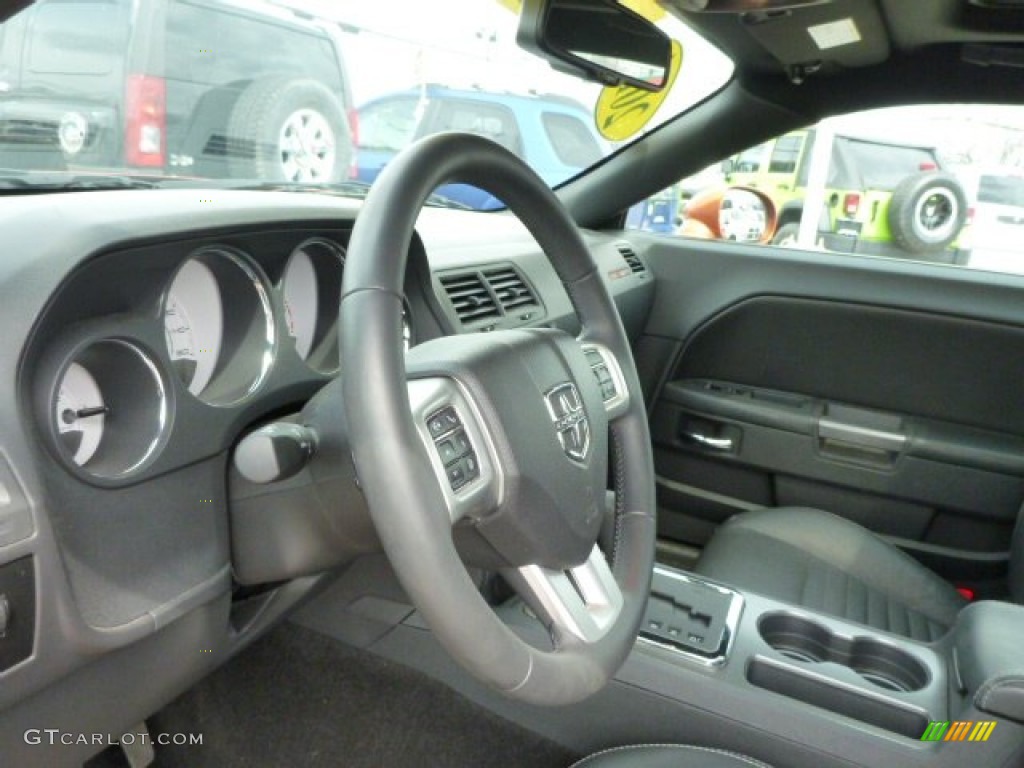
left=339, top=132, right=655, bottom=705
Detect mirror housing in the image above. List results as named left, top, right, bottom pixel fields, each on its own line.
left=517, top=0, right=672, bottom=92
left=680, top=186, right=778, bottom=243
left=679, top=0, right=832, bottom=11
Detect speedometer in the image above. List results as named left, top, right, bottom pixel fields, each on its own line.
left=163, top=247, right=274, bottom=405
left=164, top=258, right=223, bottom=396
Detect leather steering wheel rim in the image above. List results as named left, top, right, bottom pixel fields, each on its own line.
left=340, top=132, right=656, bottom=705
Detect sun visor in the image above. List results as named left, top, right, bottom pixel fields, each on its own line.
left=737, top=0, right=890, bottom=74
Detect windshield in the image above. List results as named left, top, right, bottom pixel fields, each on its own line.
left=0, top=0, right=733, bottom=208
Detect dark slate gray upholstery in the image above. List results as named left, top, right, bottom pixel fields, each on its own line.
left=695, top=507, right=967, bottom=642
left=571, top=745, right=772, bottom=768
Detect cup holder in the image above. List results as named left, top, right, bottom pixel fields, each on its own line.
left=758, top=612, right=929, bottom=693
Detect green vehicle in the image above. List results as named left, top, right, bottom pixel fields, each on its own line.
left=723, top=128, right=971, bottom=263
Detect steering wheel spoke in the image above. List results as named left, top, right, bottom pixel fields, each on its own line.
left=580, top=342, right=630, bottom=420
left=512, top=544, right=624, bottom=646
left=407, top=376, right=503, bottom=523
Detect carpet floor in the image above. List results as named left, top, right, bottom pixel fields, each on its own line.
left=88, top=622, right=578, bottom=768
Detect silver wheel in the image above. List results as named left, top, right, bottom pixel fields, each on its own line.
left=889, top=171, right=967, bottom=254
left=913, top=187, right=958, bottom=241
left=278, top=108, right=336, bottom=182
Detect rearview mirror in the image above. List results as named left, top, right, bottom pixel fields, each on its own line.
left=517, top=0, right=672, bottom=92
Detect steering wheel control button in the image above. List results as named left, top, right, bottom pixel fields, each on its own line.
left=427, top=407, right=461, bottom=438
left=452, top=430, right=472, bottom=456
left=591, top=364, right=618, bottom=402
left=437, top=438, right=459, bottom=464
left=463, top=452, right=479, bottom=480
left=408, top=378, right=503, bottom=523
left=581, top=343, right=630, bottom=416
left=436, top=428, right=474, bottom=466
left=446, top=461, right=468, bottom=490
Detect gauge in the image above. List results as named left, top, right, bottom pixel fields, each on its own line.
left=280, top=238, right=344, bottom=372
left=164, top=258, right=223, bottom=396
left=55, top=362, right=106, bottom=466
left=281, top=245, right=319, bottom=360
left=163, top=247, right=273, bottom=405
left=49, top=340, right=169, bottom=479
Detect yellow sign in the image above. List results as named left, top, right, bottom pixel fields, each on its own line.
left=594, top=39, right=683, bottom=142
left=621, top=0, right=666, bottom=22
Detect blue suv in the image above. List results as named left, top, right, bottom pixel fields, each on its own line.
left=356, top=85, right=606, bottom=210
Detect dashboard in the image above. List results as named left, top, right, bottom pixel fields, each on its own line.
left=0, top=188, right=653, bottom=758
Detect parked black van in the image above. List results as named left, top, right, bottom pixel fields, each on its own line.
left=0, top=0, right=355, bottom=182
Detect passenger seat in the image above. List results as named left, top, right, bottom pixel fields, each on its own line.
left=692, top=507, right=1003, bottom=641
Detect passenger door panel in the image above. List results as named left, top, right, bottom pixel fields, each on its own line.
left=633, top=238, right=1024, bottom=591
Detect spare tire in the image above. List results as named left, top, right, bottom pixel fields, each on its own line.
left=888, top=171, right=967, bottom=254
left=228, top=77, right=353, bottom=183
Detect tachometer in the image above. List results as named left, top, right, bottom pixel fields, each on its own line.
left=164, top=258, right=223, bottom=396
left=55, top=362, right=106, bottom=466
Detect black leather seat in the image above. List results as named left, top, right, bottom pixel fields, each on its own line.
left=695, top=507, right=971, bottom=641
left=572, top=745, right=771, bottom=767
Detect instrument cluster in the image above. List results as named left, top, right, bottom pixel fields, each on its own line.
left=33, top=230, right=419, bottom=483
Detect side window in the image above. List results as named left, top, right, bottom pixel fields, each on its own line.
left=432, top=101, right=523, bottom=157
left=630, top=104, right=1024, bottom=277
left=542, top=112, right=602, bottom=168
left=768, top=134, right=803, bottom=173
left=732, top=142, right=767, bottom=173
left=359, top=98, right=419, bottom=152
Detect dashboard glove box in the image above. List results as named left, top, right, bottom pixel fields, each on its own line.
left=953, top=600, right=1024, bottom=725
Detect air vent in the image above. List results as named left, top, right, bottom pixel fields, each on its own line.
left=439, top=272, right=500, bottom=325
left=616, top=242, right=647, bottom=275
left=484, top=267, right=538, bottom=312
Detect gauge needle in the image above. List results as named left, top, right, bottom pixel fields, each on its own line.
left=61, top=406, right=109, bottom=424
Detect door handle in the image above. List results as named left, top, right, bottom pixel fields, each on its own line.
left=683, top=431, right=735, bottom=452
left=818, top=418, right=906, bottom=453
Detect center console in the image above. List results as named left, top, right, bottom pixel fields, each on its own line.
left=294, top=552, right=1024, bottom=768
left=637, top=564, right=1024, bottom=758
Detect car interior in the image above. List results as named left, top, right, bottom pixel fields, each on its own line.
left=3, top=0, right=1024, bottom=766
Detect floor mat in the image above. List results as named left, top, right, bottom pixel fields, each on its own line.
left=91, top=622, right=578, bottom=768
